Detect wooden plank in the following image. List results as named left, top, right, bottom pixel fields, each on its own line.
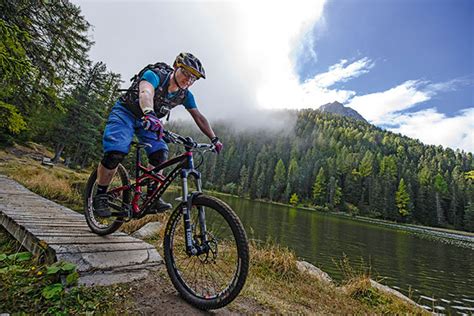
left=40, top=236, right=140, bottom=245
left=1, top=176, right=163, bottom=283
left=28, top=227, right=92, bottom=234
left=2, top=207, right=79, bottom=215
left=34, top=232, right=133, bottom=238
left=4, top=213, right=85, bottom=220
left=18, top=222, right=89, bottom=228
left=10, top=219, right=86, bottom=225
left=5, top=213, right=84, bottom=219
left=2, top=211, right=80, bottom=218
left=8, top=215, right=85, bottom=221
left=0, top=214, right=56, bottom=263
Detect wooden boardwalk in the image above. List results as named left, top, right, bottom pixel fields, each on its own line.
left=0, top=175, right=162, bottom=285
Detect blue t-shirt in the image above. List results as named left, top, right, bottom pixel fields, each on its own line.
left=141, top=70, right=197, bottom=110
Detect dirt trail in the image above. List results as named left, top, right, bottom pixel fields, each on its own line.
left=124, top=268, right=269, bottom=315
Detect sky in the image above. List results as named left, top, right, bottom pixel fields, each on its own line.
left=74, top=0, right=473, bottom=152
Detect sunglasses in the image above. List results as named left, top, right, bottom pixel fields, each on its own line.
left=180, top=67, right=197, bottom=82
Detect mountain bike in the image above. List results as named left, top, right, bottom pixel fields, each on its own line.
left=83, top=130, right=249, bottom=310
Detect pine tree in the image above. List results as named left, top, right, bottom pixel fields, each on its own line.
left=434, top=173, right=448, bottom=225
left=396, top=178, right=411, bottom=218
left=357, top=150, right=374, bottom=211
left=464, top=203, right=474, bottom=232
left=328, top=176, right=342, bottom=209
left=256, top=172, right=265, bottom=199
left=50, top=62, right=120, bottom=167
left=238, top=165, right=249, bottom=196
left=270, top=159, right=287, bottom=201
left=312, top=167, right=327, bottom=206
left=287, top=158, right=300, bottom=196
left=290, top=193, right=299, bottom=206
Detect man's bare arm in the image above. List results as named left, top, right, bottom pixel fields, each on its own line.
left=187, top=108, right=216, bottom=139
left=139, top=80, right=155, bottom=113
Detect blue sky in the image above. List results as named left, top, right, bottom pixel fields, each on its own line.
left=297, top=0, right=473, bottom=117
left=76, top=0, right=473, bottom=152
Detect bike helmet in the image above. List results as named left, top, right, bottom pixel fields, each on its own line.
left=173, top=52, right=206, bottom=79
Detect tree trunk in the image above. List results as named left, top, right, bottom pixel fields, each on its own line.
left=436, top=192, right=445, bottom=225
left=52, top=143, right=65, bottom=163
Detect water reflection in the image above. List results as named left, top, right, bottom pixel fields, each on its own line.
left=164, top=191, right=474, bottom=314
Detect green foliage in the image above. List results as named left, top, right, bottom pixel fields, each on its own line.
left=345, top=203, right=360, bottom=217
left=328, top=176, right=342, bottom=209
left=395, top=178, right=410, bottom=217
left=289, top=193, right=299, bottom=206
left=380, top=156, right=397, bottom=180
left=239, top=165, right=249, bottom=196
left=0, top=228, right=123, bottom=314
left=0, top=101, right=27, bottom=134
left=223, top=182, right=238, bottom=195
left=170, top=108, right=473, bottom=231
left=434, top=173, right=448, bottom=195
left=465, top=170, right=474, bottom=180
left=312, top=167, right=327, bottom=206
left=0, top=19, right=33, bottom=82
left=42, top=283, right=63, bottom=300
left=359, top=151, right=374, bottom=178
left=271, top=159, right=287, bottom=201
left=464, top=203, right=474, bottom=232
left=1, top=0, right=121, bottom=167
left=49, top=62, right=121, bottom=167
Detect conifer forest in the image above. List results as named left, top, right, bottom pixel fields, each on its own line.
left=1, top=1, right=473, bottom=232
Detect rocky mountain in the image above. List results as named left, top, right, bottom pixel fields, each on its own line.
left=318, top=101, right=368, bottom=123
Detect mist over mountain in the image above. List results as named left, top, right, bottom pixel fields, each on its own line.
left=167, top=108, right=474, bottom=232
left=318, top=101, right=368, bottom=123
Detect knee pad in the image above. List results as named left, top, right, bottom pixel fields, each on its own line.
left=101, top=151, right=126, bottom=169
left=148, top=149, right=169, bottom=166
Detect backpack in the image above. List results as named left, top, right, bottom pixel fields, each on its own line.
left=119, top=62, right=187, bottom=120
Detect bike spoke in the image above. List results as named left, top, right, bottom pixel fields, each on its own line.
left=170, top=208, right=240, bottom=298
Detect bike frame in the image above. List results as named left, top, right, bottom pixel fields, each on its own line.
left=107, top=142, right=206, bottom=255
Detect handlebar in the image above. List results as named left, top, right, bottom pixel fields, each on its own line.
left=163, top=130, right=215, bottom=152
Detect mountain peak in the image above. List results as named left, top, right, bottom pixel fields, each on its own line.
left=318, top=101, right=367, bottom=123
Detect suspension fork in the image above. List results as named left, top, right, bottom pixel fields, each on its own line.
left=181, top=153, right=208, bottom=256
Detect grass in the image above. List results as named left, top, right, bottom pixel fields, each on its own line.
left=233, top=240, right=428, bottom=314
left=0, top=143, right=430, bottom=314
left=0, top=227, right=133, bottom=315
left=0, top=143, right=174, bottom=234
left=0, top=145, right=87, bottom=211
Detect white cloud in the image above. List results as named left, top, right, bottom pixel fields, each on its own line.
left=73, top=1, right=472, bottom=151
left=425, top=78, right=472, bottom=94
left=310, top=58, right=375, bottom=88
left=346, top=80, right=431, bottom=124
left=75, top=0, right=329, bottom=128
left=345, top=79, right=473, bottom=152
left=389, top=108, right=474, bottom=153
left=257, top=58, right=376, bottom=110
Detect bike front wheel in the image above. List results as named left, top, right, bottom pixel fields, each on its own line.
left=163, top=195, right=249, bottom=310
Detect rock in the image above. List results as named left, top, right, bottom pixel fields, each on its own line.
left=132, top=222, right=163, bottom=239
left=318, top=101, right=368, bottom=123
left=41, top=157, right=54, bottom=167
left=369, top=279, right=425, bottom=310
left=296, top=260, right=333, bottom=284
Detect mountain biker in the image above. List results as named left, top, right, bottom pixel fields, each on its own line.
left=93, top=52, right=223, bottom=217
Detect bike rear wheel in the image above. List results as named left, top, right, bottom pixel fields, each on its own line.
left=84, top=164, right=130, bottom=235
left=163, top=195, right=249, bottom=310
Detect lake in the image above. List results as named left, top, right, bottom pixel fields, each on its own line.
left=206, top=194, right=474, bottom=314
